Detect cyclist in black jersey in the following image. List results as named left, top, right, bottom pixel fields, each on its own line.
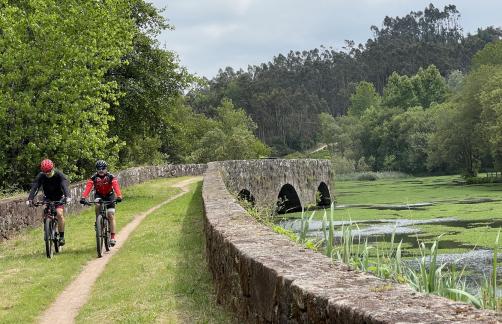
left=27, top=159, right=71, bottom=246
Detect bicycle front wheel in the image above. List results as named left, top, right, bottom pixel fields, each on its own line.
left=104, top=217, right=111, bottom=252
left=53, top=220, right=60, bottom=253
left=95, top=214, right=104, bottom=258
left=44, top=218, right=54, bottom=259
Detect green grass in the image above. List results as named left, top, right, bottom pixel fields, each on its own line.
left=0, top=177, right=185, bottom=323
left=335, top=174, right=502, bottom=206
left=335, top=175, right=502, bottom=252
left=280, top=174, right=502, bottom=254
left=76, top=181, right=235, bottom=323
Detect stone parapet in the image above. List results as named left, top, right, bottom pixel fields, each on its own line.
left=0, top=164, right=206, bottom=240
left=203, top=162, right=500, bottom=323
left=217, top=159, right=333, bottom=210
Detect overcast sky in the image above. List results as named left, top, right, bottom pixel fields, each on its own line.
left=150, top=0, right=502, bottom=79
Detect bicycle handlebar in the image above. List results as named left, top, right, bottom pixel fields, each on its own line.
left=33, top=199, right=66, bottom=207
left=81, top=198, right=120, bottom=206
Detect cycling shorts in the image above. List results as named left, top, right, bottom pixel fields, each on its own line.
left=94, top=193, right=116, bottom=209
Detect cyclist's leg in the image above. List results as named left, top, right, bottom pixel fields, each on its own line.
left=107, top=209, right=116, bottom=235
left=56, top=206, right=65, bottom=244
left=94, top=193, right=103, bottom=217
left=56, top=207, right=65, bottom=233
left=106, top=194, right=117, bottom=244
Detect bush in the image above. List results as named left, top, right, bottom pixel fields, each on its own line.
left=356, top=172, right=379, bottom=181
left=331, top=156, right=356, bottom=175
left=356, top=157, right=371, bottom=171
left=464, top=176, right=502, bottom=184
left=335, top=171, right=410, bottom=181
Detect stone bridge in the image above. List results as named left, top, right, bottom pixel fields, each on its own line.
left=217, top=159, right=333, bottom=213
left=203, top=160, right=500, bottom=323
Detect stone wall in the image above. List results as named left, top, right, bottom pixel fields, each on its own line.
left=203, top=162, right=500, bottom=323
left=217, top=159, right=333, bottom=210
left=0, top=164, right=206, bottom=240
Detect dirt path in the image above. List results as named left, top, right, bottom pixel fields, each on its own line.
left=38, top=176, right=202, bottom=324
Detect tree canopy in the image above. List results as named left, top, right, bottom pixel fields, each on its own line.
left=188, top=4, right=501, bottom=156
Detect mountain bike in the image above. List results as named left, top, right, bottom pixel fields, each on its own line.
left=82, top=198, right=118, bottom=258
left=34, top=199, right=65, bottom=258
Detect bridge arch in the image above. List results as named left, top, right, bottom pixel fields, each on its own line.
left=276, top=183, right=302, bottom=214
left=317, top=181, right=331, bottom=207
left=238, top=189, right=255, bottom=206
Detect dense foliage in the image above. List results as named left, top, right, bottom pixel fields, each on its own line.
left=188, top=4, right=502, bottom=159
left=0, top=0, right=134, bottom=188
left=0, top=0, right=269, bottom=191
left=1, top=1, right=501, bottom=191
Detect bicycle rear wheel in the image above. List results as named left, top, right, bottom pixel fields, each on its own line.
left=95, top=214, right=104, bottom=258
left=104, top=217, right=111, bottom=252
left=44, top=218, right=54, bottom=258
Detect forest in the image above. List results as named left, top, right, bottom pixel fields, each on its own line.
left=188, top=4, right=502, bottom=177
left=1, top=2, right=501, bottom=192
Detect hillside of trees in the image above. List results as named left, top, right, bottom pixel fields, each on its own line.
left=188, top=4, right=502, bottom=177
left=188, top=4, right=501, bottom=158
left=1, top=2, right=502, bottom=192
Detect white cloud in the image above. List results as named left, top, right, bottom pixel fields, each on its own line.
left=222, top=0, right=253, bottom=15
left=198, top=23, right=240, bottom=40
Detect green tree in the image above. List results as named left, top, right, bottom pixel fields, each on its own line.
left=472, top=40, right=502, bottom=68
left=106, top=0, right=194, bottom=166
left=382, top=107, right=434, bottom=173
left=348, top=81, right=381, bottom=116
left=412, top=65, right=448, bottom=108
left=382, top=72, right=418, bottom=109
left=189, top=99, right=271, bottom=162
left=318, top=112, right=337, bottom=144
left=427, top=103, right=482, bottom=176
left=0, top=0, right=134, bottom=188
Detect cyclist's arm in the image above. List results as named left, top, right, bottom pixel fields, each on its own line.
left=28, top=173, right=43, bottom=200
left=60, top=172, right=71, bottom=198
left=111, top=178, right=122, bottom=198
left=81, top=179, right=94, bottom=198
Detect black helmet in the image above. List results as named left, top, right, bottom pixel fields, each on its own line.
left=95, top=160, right=107, bottom=170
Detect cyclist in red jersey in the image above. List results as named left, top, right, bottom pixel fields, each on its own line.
left=80, top=160, right=123, bottom=246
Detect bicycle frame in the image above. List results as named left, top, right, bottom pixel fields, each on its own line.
left=33, top=199, right=65, bottom=258
left=83, top=198, right=117, bottom=257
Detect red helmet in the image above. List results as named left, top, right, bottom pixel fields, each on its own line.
left=40, top=159, right=54, bottom=173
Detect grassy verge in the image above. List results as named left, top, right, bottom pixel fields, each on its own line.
left=76, top=181, right=235, bottom=323
left=0, top=177, right=185, bottom=323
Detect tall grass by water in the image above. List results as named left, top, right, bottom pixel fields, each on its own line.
left=247, top=198, right=502, bottom=311
left=312, top=204, right=501, bottom=310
